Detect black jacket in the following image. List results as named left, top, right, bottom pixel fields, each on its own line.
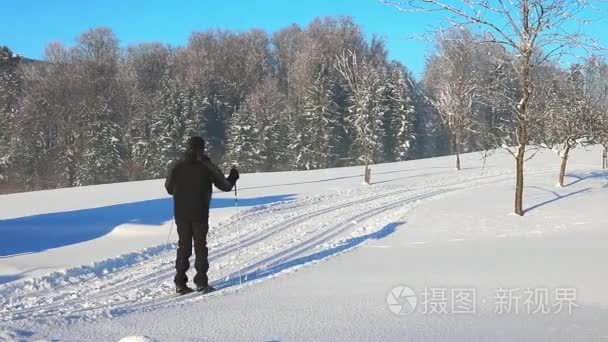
left=165, top=154, right=234, bottom=221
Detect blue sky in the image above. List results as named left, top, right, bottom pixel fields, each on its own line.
left=1, top=0, right=606, bottom=78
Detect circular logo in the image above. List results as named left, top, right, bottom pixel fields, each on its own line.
left=387, top=285, right=417, bottom=315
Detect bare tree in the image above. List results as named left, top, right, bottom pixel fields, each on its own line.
left=589, top=84, right=608, bottom=169
left=582, top=56, right=608, bottom=169
left=598, top=111, right=608, bottom=169
left=335, top=50, right=385, bottom=184
left=273, top=24, right=305, bottom=98
left=70, top=27, right=125, bottom=185
left=533, top=64, right=593, bottom=186
left=423, top=29, right=480, bottom=170
left=383, top=0, right=602, bottom=215
left=557, top=67, right=596, bottom=186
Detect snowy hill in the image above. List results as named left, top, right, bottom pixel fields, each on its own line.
left=1, top=147, right=607, bottom=341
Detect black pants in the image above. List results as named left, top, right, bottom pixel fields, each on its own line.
left=174, top=219, right=209, bottom=287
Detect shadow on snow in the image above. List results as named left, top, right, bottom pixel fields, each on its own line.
left=522, top=170, right=608, bottom=215
left=524, top=186, right=591, bottom=215
left=564, top=170, right=608, bottom=188
left=0, top=194, right=295, bottom=257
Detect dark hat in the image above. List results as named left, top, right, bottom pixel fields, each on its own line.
left=187, top=136, right=205, bottom=152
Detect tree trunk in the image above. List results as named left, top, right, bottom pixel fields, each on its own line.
left=364, top=162, right=371, bottom=184
left=514, top=0, right=533, bottom=217
left=514, top=72, right=530, bottom=216
left=515, top=143, right=525, bottom=216
left=559, top=145, right=571, bottom=187
left=364, top=137, right=371, bottom=184
left=514, top=92, right=530, bottom=216
left=453, top=131, right=461, bottom=171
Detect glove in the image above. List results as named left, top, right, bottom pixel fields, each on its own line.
left=227, top=166, right=240, bottom=184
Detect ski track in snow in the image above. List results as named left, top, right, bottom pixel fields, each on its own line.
left=0, top=167, right=554, bottom=331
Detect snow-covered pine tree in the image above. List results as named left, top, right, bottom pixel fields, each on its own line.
left=124, top=89, right=152, bottom=179
left=473, top=44, right=518, bottom=152
left=7, top=52, right=75, bottom=191
left=264, top=110, right=293, bottom=171
left=0, top=46, right=22, bottom=185
left=76, top=99, right=124, bottom=185
left=256, top=79, right=292, bottom=172
left=121, top=44, right=171, bottom=180
left=192, top=94, right=236, bottom=164
left=145, top=72, right=206, bottom=177
left=224, top=101, right=265, bottom=173
left=222, top=77, right=292, bottom=172
left=291, top=65, right=338, bottom=170
left=405, top=75, right=443, bottom=160
left=7, top=93, right=46, bottom=190
left=133, top=72, right=173, bottom=178
left=382, top=63, right=416, bottom=162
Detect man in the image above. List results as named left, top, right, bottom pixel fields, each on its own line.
left=165, top=136, right=239, bottom=295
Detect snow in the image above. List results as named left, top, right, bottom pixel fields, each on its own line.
left=1, top=146, right=607, bottom=341
left=118, top=336, right=158, bottom=342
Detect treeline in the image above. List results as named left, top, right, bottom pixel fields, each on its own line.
left=2, top=17, right=607, bottom=195
left=421, top=28, right=608, bottom=182
left=0, top=17, right=443, bottom=194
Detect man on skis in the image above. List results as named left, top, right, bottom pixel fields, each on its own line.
left=165, top=136, right=240, bottom=295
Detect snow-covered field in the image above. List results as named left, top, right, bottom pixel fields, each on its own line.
left=1, top=147, right=607, bottom=341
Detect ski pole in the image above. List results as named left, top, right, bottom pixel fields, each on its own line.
left=235, top=181, right=242, bottom=286
left=166, top=218, right=174, bottom=251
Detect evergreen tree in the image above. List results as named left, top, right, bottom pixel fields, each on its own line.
left=291, top=66, right=338, bottom=170
left=76, top=100, right=124, bottom=185
left=8, top=94, right=46, bottom=190
left=256, top=80, right=292, bottom=172
left=121, top=43, right=171, bottom=180
left=382, top=64, right=416, bottom=162
left=0, top=46, right=22, bottom=185
left=224, top=102, right=264, bottom=173
left=264, top=110, right=293, bottom=171
left=125, top=89, right=154, bottom=179
left=144, top=73, right=206, bottom=177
